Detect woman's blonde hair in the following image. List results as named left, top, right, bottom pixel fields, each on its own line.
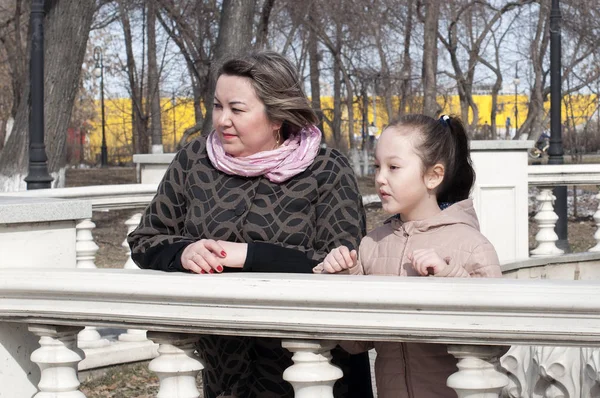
left=216, top=51, right=318, bottom=139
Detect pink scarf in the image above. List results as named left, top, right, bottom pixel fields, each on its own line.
left=206, top=125, right=322, bottom=183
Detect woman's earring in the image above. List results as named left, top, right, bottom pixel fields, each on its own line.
left=274, top=129, right=281, bottom=148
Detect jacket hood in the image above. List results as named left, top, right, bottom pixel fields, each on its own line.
left=389, top=198, right=479, bottom=235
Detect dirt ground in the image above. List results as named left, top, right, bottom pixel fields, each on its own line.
left=72, top=167, right=596, bottom=396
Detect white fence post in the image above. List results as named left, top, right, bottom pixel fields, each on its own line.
left=530, top=188, right=564, bottom=257
left=29, top=325, right=86, bottom=398
left=447, top=345, right=508, bottom=398
left=282, top=340, right=342, bottom=398
left=75, top=218, right=98, bottom=269
left=148, top=332, right=203, bottom=398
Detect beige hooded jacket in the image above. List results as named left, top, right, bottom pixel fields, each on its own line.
left=319, top=199, right=502, bottom=398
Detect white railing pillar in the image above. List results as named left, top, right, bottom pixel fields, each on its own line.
left=75, top=218, right=98, bottom=269
left=583, top=348, right=600, bottom=397
left=361, top=148, right=370, bottom=177
left=530, top=188, right=564, bottom=257
left=29, top=325, right=86, bottom=398
left=447, top=345, right=508, bottom=398
left=147, top=332, right=203, bottom=398
left=589, top=191, right=600, bottom=252
left=119, top=212, right=149, bottom=342
left=122, top=212, right=142, bottom=269
left=532, top=346, right=580, bottom=398
left=500, top=345, right=533, bottom=397
left=282, top=339, right=342, bottom=398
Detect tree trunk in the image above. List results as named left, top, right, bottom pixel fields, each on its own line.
left=399, top=0, right=414, bottom=116
left=202, top=0, right=257, bottom=135
left=256, top=0, right=275, bottom=49
left=421, top=0, right=440, bottom=117
left=518, top=3, right=549, bottom=140
left=0, top=0, right=95, bottom=191
left=308, top=19, right=323, bottom=133
left=147, top=0, right=163, bottom=153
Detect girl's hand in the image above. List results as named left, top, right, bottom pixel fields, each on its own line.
left=321, top=246, right=358, bottom=273
left=181, top=239, right=227, bottom=274
left=408, top=249, right=449, bottom=276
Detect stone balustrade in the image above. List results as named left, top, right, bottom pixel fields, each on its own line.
left=1, top=269, right=600, bottom=397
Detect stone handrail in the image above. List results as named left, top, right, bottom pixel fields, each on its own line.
left=528, top=164, right=600, bottom=186
left=2, top=269, right=600, bottom=397
left=0, top=183, right=158, bottom=211
left=1, top=269, right=599, bottom=345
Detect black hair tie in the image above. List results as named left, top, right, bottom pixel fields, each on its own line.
left=439, top=114, right=451, bottom=127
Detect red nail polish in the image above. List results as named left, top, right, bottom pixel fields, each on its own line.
left=221, top=251, right=227, bottom=257
left=217, top=265, right=223, bottom=272
left=200, top=270, right=206, bottom=274
left=209, top=269, right=214, bottom=274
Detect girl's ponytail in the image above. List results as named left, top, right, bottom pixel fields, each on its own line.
left=438, top=116, right=475, bottom=203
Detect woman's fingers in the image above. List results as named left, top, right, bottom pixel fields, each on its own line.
left=181, top=240, right=224, bottom=274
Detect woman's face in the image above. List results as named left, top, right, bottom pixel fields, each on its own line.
left=213, top=74, right=281, bottom=157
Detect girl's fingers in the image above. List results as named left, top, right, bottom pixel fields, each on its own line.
left=332, top=249, right=347, bottom=268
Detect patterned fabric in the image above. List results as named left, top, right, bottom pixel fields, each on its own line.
left=206, top=125, right=322, bottom=183
left=128, top=136, right=371, bottom=398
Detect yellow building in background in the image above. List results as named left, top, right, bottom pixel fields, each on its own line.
left=86, top=94, right=598, bottom=164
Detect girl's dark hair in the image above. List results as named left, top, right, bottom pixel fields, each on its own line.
left=387, top=114, right=475, bottom=203
left=216, top=51, right=318, bottom=140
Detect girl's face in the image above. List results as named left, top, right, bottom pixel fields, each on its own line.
left=213, top=74, right=282, bottom=157
left=374, top=127, right=442, bottom=221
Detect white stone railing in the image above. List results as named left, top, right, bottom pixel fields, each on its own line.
left=1, top=269, right=600, bottom=397
left=528, top=164, right=600, bottom=257
left=0, top=184, right=160, bottom=369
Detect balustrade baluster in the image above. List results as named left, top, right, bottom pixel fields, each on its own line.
left=531, top=346, right=579, bottom=398
left=29, top=325, right=86, bottom=398
left=500, top=345, right=533, bottom=398
left=282, top=340, right=342, bottom=398
left=583, top=347, right=600, bottom=398
left=447, top=345, right=508, bottom=398
left=118, top=212, right=149, bottom=342
left=147, top=332, right=203, bottom=398
left=76, top=218, right=98, bottom=269
left=122, top=212, right=142, bottom=269
left=530, top=188, right=564, bottom=257
left=589, top=192, right=600, bottom=252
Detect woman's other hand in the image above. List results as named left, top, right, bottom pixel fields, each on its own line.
left=321, top=246, right=357, bottom=273
left=408, top=249, right=448, bottom=276
left=217, top=240, right=248, bottom=269
left=181, top=239, right=227, bottom=274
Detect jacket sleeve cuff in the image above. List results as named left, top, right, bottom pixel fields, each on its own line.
left=243, top=242, right=318, bottom=273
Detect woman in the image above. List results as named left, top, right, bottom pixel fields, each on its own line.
left=128, top=51, right=373, bottom=398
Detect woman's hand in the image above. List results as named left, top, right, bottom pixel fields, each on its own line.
left=321, top=246, right=357, bottom=273
left=408, top=249, right=449, bottom=276
left=216, top=240, right=248, bottom=269
left=181, top=239, right=228, bottom=274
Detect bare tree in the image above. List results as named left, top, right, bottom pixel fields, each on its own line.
left=0, top=0, right=96, bottom=191
left=147, top=0, right=163, bottom=153
left=420, top=0, right=441, bottom=117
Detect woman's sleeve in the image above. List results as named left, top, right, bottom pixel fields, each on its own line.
left=243, top=151, right=366, bottom=274
left=127, top=148, right=195, bottom=272
left=312, top=152, right=366, bottom=260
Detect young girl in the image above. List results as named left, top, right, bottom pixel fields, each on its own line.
left=315, top=114, right=502, bottom=398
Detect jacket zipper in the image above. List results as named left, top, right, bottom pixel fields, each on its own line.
left=401, top=342, right=416, bottom=398
left=399, top=224, right=409, bottom=273
left=399, top=224, right=415, bottom=397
